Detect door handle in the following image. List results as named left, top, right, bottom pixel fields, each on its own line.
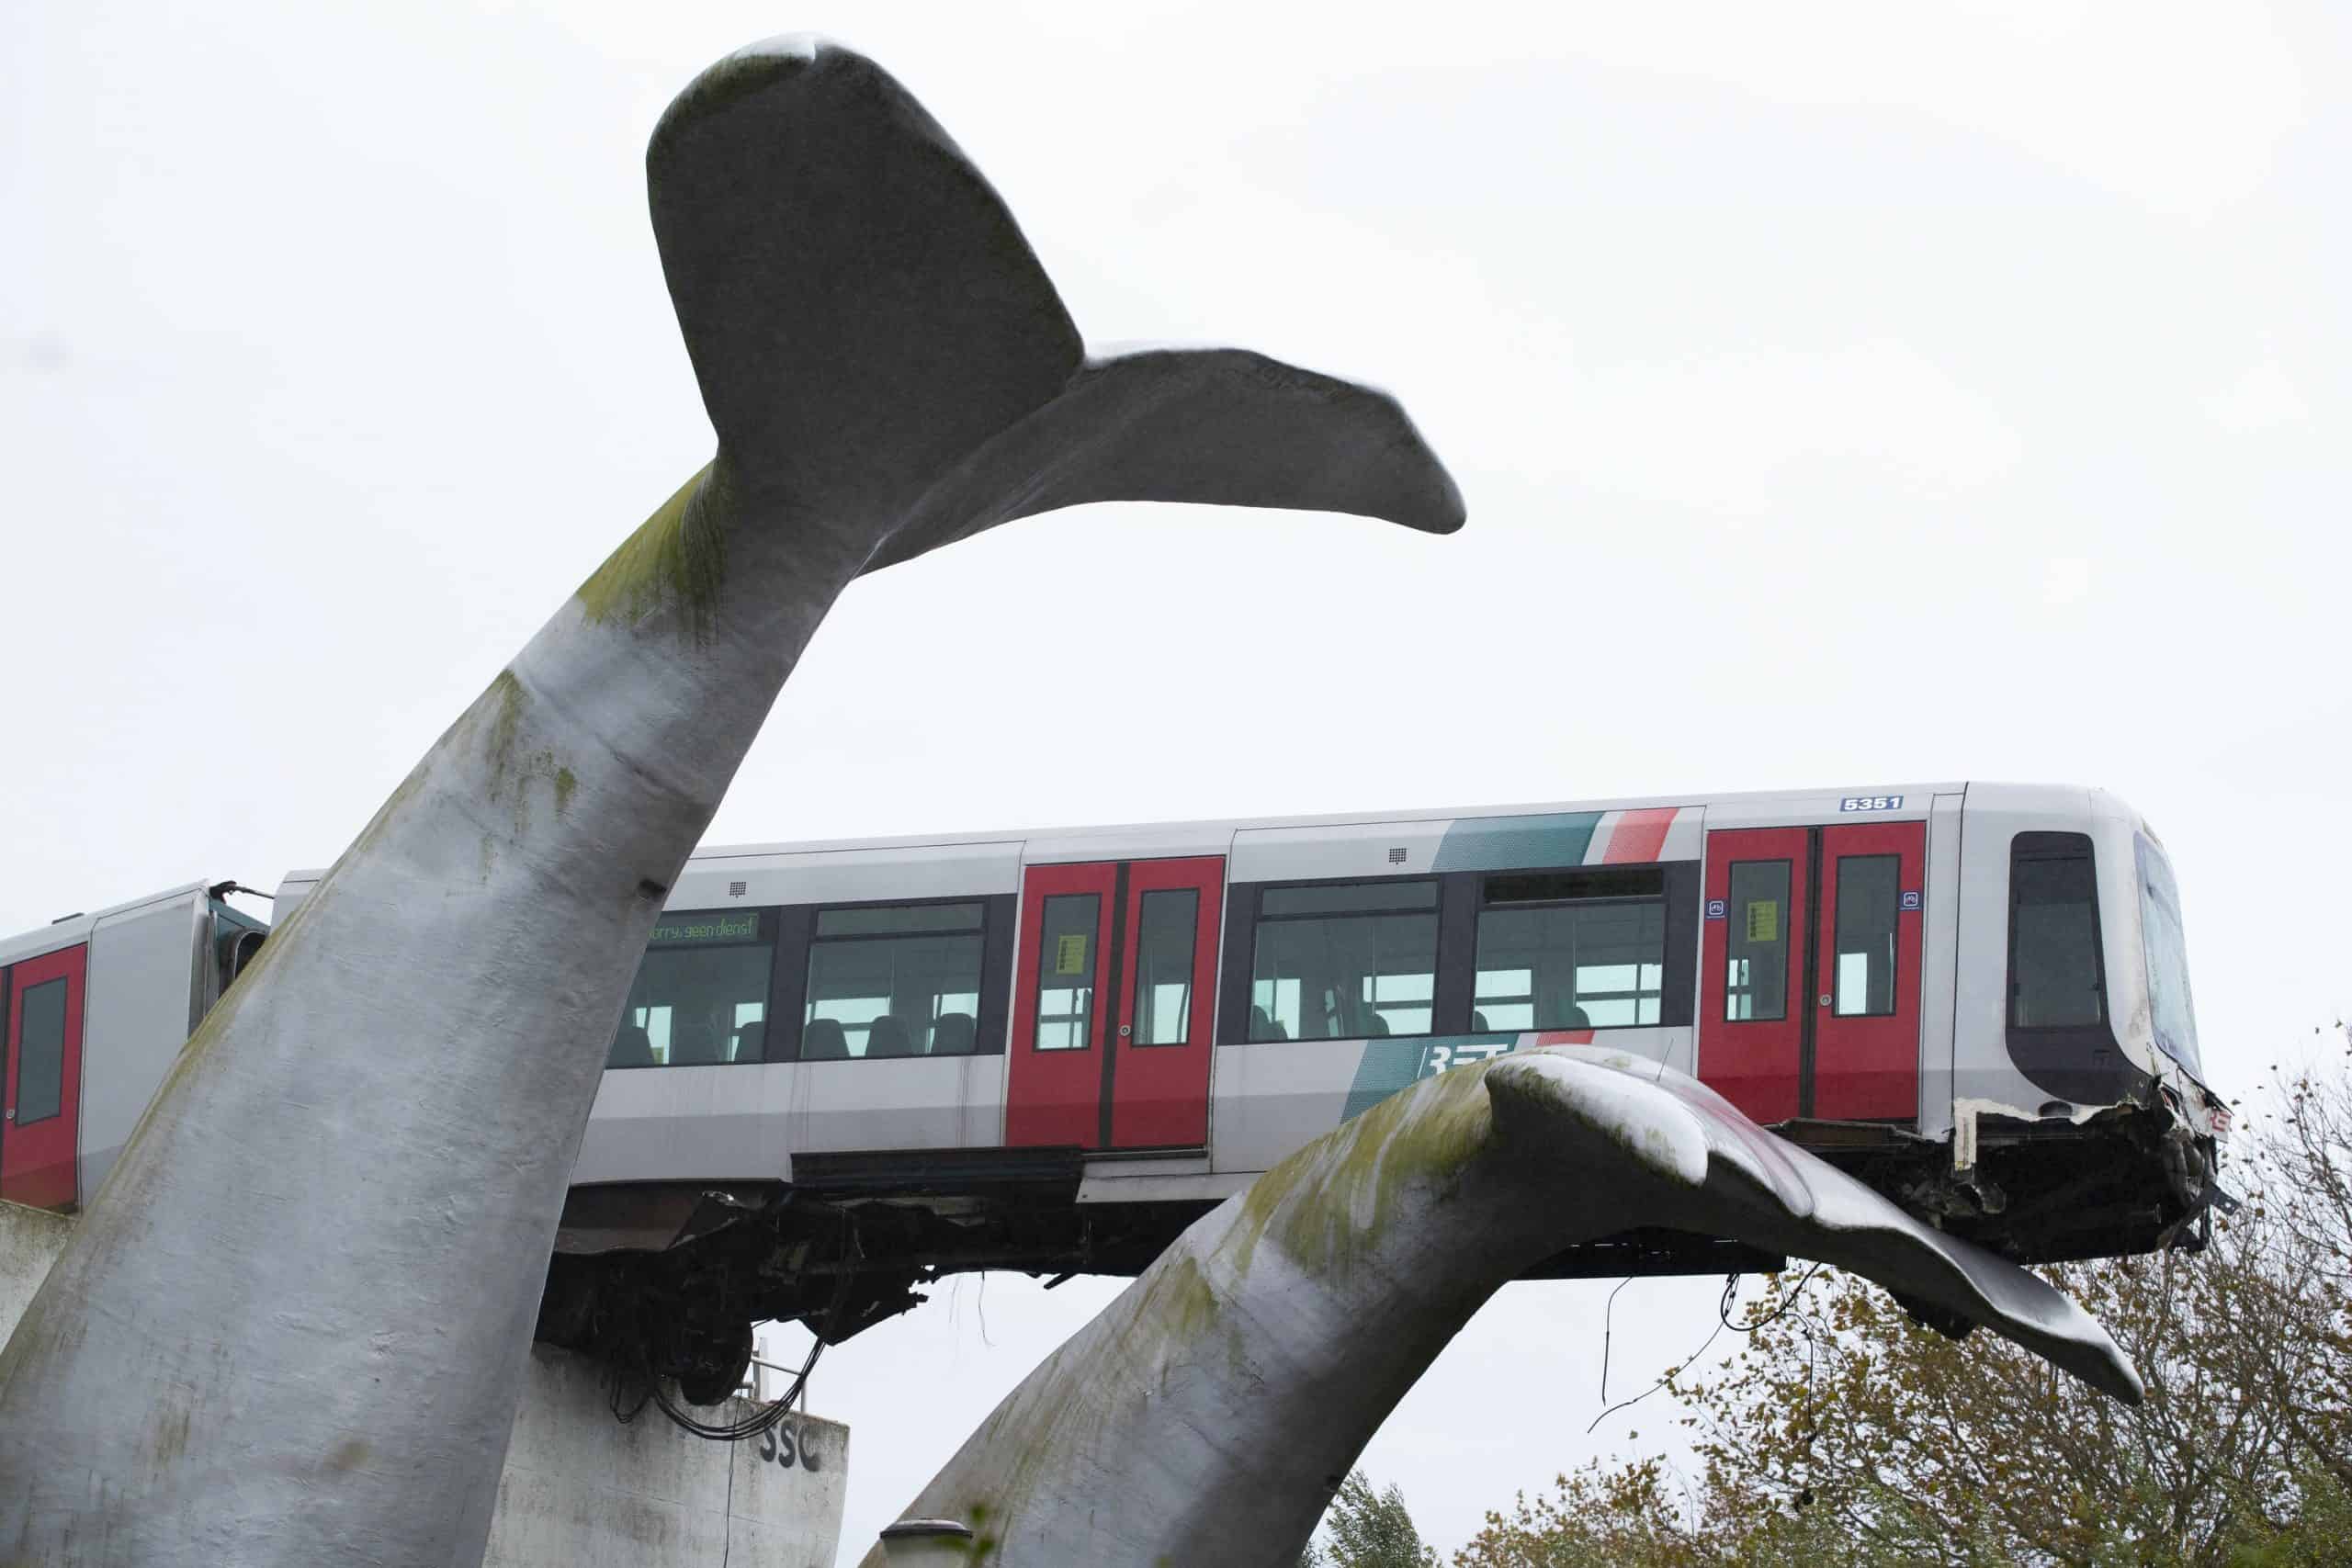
left=1117, top=1025, right=1132, bottom=1038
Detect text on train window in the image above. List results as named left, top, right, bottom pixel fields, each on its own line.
left=1724, top=861, right=1792, bottom=1021
left=1473, top=868, right=1665, bottom=1031
left=806, top=902, right=986, bottom=1059
left=1250, top=880, right=1438, bottom=1041
left=1034, top=896, right=1101, bottom=1051
left=609, top=908, right=775, bottom=1068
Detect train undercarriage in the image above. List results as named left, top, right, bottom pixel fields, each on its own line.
left=534, top=1102, right=2218, bottom=1411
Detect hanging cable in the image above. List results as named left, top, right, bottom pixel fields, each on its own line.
left=1720, top=1262, right=1824, bottom=1333
left=645, top=1211, right=862, bottom=1442
left=1599, top=1276, right=1634, bottom=1404
left=1586, top=1265, right=1828, bottom=1436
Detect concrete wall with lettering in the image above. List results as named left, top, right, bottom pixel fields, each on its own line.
left=0, top=1201, right=847, bottom=1566
left=490, top=1346, right=847, bottom=1568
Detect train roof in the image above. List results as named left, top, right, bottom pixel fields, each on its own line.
left=0, top=881, right=221, bottom=968
left=272, top=778, right=2139, bottom=890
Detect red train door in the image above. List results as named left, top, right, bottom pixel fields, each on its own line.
left=1699, top=820, right=1925, bottom=1123
left=1812, top=820, right=1926, bottom=1120
left=1698, top=829, right=1809, bottom=1122
left=1006, top=857, right=1224, bottom=1151
left=4, top=944, right=87, bottom=1210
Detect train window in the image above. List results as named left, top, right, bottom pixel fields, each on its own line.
left=1130, top=888, right=1200, bottom=1045
left=1250, top=880, right=1439, bottom=1041
left=1724, top=862, right=1791, bottom=1021
left=806, top=902, right=987, bottom=1058
left=610, top=909, right=776, bottom=1067
left=1830, top=855, right=1900, bottom=1017
left=1474, top=869, right=1665, bottom=1030
left=14, top=977, right=67, bottom=1125
left=2135, top=835, right=2202, bottom=1077
left=1034, top=895, right=1101, bottom=1050
left=2008, top=834, right=2105, bottom=1029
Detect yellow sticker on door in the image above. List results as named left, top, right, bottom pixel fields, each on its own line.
left=1055, top=933, right=1090, bottom=976
left=1745, top=900, right=1779, bottom=944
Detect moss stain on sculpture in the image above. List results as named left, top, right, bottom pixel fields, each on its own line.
left=1232, top=1061, right=1497, bottom=1282
left=473, top=670, right=582, bottom=854
left=1114, top=1253, right=1227, bottom=1395
left=575, top=464, right=728, bottom=638
left=939, top=1264, right=1228, bottom=1551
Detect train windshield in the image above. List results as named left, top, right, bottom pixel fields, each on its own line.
left=2134, top=834, right=2202, bottom=1079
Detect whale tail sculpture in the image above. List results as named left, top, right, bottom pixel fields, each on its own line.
left=870, top=1047, right=2143, bottom=1567
left=0, top=38, right=1461, bottom=1568
left=648, top=37, right=1461, bottom=589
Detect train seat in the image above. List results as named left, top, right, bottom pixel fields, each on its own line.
left=866, top=1015, right=915, bottom=1058
left=607, top=1024, right=655, bottom=1067
left=930, top=1012, right=976, bottom=1055
left=802, top=1017, right=850, bottom=1060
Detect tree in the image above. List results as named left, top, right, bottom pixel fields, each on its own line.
left=1462, top=1030, right=2352, bottom=1567
left=1303, top=1469, right=1442, bottom=1567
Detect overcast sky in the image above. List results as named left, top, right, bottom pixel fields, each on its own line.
left=6, top=1, right=2347, bottom=1559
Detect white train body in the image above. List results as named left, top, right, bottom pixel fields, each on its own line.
left=4, top=780, right=2219, bottom=1365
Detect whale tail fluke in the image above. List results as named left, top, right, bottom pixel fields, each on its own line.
left=1486, top=1050, right=2146, bottom=1405
left=871, top=344, right=1465, bottom=571
left=649, top=39, right=1464, bottom=572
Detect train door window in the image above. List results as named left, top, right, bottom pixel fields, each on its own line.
left=806, top=903, right=987, bottom=1058
left=611, top=909, right=777, bottom=1066
left=13, top=978, right=66, bottom=1125
left=1474, top=869, right=1666, bottom=1030
left=1724, top=862, right=1792, bottom=1021
left=1129, top=888, right=1200, bottom=1045
left=1830, top=855, right=1900, bottom=1017
left=1250, top=880, right=1438, bottom=1040
left=2008, top=834, right=2105, bottom=1028
left=1033, top=895, right=1101, bottom=1051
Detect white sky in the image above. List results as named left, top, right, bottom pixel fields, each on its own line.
left=6, top=2, right=2346, bottom=1560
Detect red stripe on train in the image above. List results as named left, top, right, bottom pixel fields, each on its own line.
left=1603, top=807, right=1676, bottom=864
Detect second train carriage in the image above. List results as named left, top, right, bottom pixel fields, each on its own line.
left=3, top=779, right=2221, bottom=1400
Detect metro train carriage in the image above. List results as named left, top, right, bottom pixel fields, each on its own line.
left=0, top=884, right=266, bottom=1212
left=3, top=782, right=2222, bottom=1403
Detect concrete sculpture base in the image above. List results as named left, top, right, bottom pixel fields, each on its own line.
left=0, top=1202, right=848, bottom=1568
left=870, top=1048, right=2141, bottom=1566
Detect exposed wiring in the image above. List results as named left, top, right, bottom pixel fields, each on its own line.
left=1599, top=1276, right=1634, bottom=1404
left=1720, top=1263, right=1824, bottom=1333
left=612, top=1210, right=858, bottom=1443
left=1587, top=1266, right=1827, bottom=1436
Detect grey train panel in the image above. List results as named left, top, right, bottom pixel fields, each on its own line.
left=77, top=891, right=212, bottom=1206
